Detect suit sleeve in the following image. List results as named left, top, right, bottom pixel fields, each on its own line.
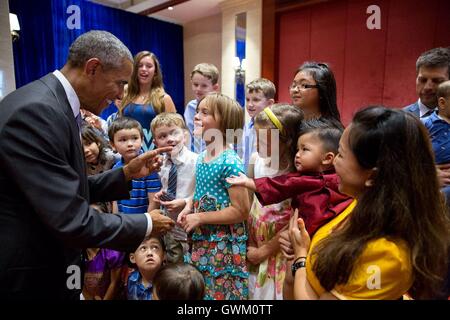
left=88, top=168, right=131, bottom=203
left=0, top=102, right=147, bottom=252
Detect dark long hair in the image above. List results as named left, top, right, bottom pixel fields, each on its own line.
left=296, top=62, right=342, bottom=127
left=81, top=124, right=109, bottom=165
left=312, top=106, right=450, bottom=299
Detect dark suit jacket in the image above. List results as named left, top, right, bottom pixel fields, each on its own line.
left=0, top=74, right=148, bottom=300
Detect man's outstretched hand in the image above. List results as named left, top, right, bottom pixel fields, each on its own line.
left=149, top=209, right=175, bottom=236
left=123, top=147, right=173, bottom=181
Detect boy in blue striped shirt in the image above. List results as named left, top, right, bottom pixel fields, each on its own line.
left=109, top=117, right=161, bottom=214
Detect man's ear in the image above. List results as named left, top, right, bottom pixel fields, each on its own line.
left=110, top=142, right=117, bottom=152
left=129, top=253, right=136, bottom=265
left=212, top=83, right=219, bottom=92
left=322, top=152, right=335, bottom=166
left=364, top=167, right=378, bottom=187
left=267, top=98, right=275, bottom=106
left=85, top=58, right=101, bottom=77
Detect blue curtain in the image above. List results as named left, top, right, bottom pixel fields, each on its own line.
left=9, top=0, right=184, bottom=113
left=235, top=38, right=246, bottom=108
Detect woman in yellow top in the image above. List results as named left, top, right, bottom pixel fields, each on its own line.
left=284, top=106, right=449, bottom=300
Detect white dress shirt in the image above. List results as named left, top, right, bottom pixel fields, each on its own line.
left=418, top=99, right=437, bottom=118
left=159, top=146, right=198, bottom=202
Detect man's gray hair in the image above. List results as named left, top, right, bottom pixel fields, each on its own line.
left=67, top=30, right=133, bottom=70
left=416, top=47, right=450, bottom=77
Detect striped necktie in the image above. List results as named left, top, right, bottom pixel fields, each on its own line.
left=167, top=158, right=177, bottom=198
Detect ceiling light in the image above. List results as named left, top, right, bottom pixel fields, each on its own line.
left=168, top=6, right=173, bottom=10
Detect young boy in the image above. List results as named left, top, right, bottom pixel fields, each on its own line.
left=127, top=236, right=166, bottom=300
left=108, top=117, right=162, bottom=213
left=227, top=118, right=353, bottom=236
left=152, top=263, right=205, bottom=300
left=184, top=63, right=219, bottom=153
left=241, top=78, right=276, bottom=173
left=422, top=80, right=450, bottom=203
left=150, top=113, right=198, bottom=263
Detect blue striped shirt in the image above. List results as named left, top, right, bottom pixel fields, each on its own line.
left=113, top=158, right=161, bottom=214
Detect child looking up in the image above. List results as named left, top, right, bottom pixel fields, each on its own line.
left=127, top=236, right=166, bottom=300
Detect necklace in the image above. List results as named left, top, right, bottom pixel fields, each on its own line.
left=140, top=93, right=149, bottom=101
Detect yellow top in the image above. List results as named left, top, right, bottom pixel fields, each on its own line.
left=306, top=200, right=413, bottom=300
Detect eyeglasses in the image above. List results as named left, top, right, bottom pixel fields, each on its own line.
left=289, top=83, right=319, bottom=91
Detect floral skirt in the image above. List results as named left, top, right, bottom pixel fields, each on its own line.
left=191, top=224, right=249, bottom=300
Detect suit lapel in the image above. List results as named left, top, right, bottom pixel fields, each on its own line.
left=40, top=74, right=89, bottom=198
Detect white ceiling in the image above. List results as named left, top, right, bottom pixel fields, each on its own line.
left=90, top=0, right=222, bottom=25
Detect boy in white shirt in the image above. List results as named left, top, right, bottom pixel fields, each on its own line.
left=241, top=78, right=276, bottom=173
left=151, top=113, right=198, bottom=263
left=184, top=63, right=219, bottom=153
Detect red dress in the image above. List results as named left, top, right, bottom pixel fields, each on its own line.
left=254, top=170, right=353, bottom=235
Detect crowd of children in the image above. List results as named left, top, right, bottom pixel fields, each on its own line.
left=77, top=56, right=449, bottom=301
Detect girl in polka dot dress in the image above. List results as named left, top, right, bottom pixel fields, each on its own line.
left=178, top=93, right=250, bottom=300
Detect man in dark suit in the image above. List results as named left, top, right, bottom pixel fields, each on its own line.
left=403, top=47, right=450, bottom=118
left=0, top=30, right=174, bottom=300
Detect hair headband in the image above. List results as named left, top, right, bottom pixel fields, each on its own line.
left=263, top=107, right=284, bottom=133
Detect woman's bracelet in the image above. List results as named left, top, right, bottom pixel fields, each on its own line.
left=293, top=256, right=307, bottom=264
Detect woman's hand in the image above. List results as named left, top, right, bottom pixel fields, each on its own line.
left=279, top=228, right=295, bottom=260
left=289, top=209, right=311, bottom=258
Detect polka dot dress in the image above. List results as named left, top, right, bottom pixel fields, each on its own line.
left=190, top=149, right=248, bottom=300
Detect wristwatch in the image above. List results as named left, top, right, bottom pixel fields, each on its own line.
left=291, top=259, right=306, bottom=276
